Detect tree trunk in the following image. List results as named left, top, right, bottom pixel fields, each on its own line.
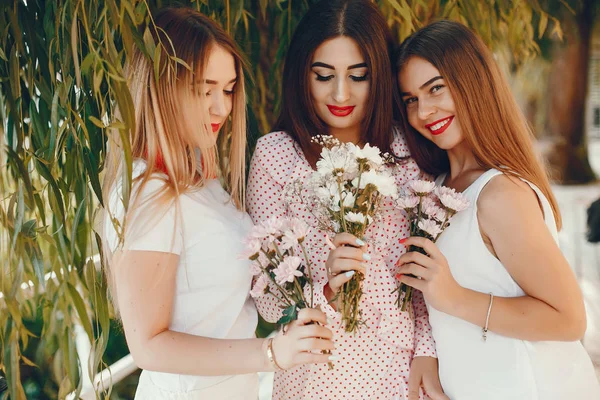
left=546, top=0, right=597, bottom=184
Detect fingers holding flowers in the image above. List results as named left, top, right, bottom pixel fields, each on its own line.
left=325, top=233, right=369, bottom=294
left=271, top=308, right=337, bottom=369
left=397, top=236, right=464, bottom=313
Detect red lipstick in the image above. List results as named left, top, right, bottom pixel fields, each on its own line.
left=327, top=105, right=355, bottom=117
left=211, top=123, right=220, bottom=133
left=425, top=116, right=454, bottom=136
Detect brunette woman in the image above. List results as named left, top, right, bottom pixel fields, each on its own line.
left=247, top=1, right=446, bottom=399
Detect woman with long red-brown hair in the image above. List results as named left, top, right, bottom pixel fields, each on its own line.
left=396, top=20, right=600, bottom=399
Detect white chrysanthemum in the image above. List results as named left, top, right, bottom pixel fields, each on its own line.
left=250, top=274, right=269, bottom=298
left=395, top=195, right=420, bottom=210
left=316, top=146, right=358, bottom=179
left=274, top=256, right=304, bottom=285
left=348, top=143, right=384, bottom=166
left=418, top=219, right=443, bottom=238
left=354, top=170, right=398, bottom=197
left=437, top=189, right=470, bottom=213
left=408, top=180, right=436, bottom=196
left=345, top=211, right=372, bottom=225
left=341, top=191, right=356, bottom=208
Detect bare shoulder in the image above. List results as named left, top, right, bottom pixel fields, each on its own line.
left=477, top=173, right=544, bottom=228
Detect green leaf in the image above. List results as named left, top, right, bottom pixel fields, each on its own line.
left=66, top=282, right=94, bottom=344
left=277, top=304, right=298, bottom=326
left=538, top=12, right=548, bottom=39
left=11, top=183, right=25, bottom=252
left=83, top=147, right=104, bottom=206
left=49, top=88, right=59, bottom=162
left=69, top=198, right=86, bottom=267
left=88, top=115, right=105, bottom=128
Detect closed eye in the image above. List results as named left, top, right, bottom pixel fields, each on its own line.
left=350, top=74, right=369, bottom=82
left=315, top=73, right=334, bottom=82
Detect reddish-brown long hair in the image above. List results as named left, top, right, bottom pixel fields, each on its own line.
left=274, top=0, right=397, bottom=165
left=395, top=20, right=562, bottom=229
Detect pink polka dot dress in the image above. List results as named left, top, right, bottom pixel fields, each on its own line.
left=247, top=131, right=437, bottom=399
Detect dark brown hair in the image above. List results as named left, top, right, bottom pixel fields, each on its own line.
left=274, top=0, right=396, bottom=165
left=395, top=20, right=561, bottom=229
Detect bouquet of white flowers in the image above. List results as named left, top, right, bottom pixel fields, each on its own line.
left=394, top=180, right=470, bottom=311
left=287, top=135, right=398, bottom=333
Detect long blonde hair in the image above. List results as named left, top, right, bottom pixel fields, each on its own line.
left=101, top=7, right=248, bottom=274
left=396, top=20, right=562, bottom=229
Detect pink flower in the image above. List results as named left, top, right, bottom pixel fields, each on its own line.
left=287, top=218, right=311, bottom=244
left=421, top=196, right=446, bottom=221
left=408, top=180, right=436, bottom=196
left=279, top=218, right=312, bottom=250
left=418, top=219, right=443, bottom=238
left=250, top=275, right=269, bottom=298
left=252, top=216, right=284, bottom=243
left=249, top=261, right=262, bottom=276
left=435, top=187, right=470, bottom=213
left=396, top=195, right=419, bottom=210
left=240, top=237, right=262, bottom=260
left=274, top=256, right=304, bottom=285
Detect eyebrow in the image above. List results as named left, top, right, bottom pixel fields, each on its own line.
left=400, top=75, right=444, bottom=96
left=204, top=78, right=237, bottom=85
left=311, top=62, right=368, bottom=70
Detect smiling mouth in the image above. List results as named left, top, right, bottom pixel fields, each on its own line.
left=211, top=123, right=220, bottom=133
left=327, top=105, right=355, bottom=117
left=425, top=116, right=454, bottom=136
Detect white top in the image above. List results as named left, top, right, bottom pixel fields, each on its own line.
left=429, top=169, right=600, bottom=400
left=105, top=161, right=258, bottom=395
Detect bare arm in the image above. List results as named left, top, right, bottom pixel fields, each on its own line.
left=398, top=175, right=586, bottom=341
left=114, top=250, right=334, bottom=375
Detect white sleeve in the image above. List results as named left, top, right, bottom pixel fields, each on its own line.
left=105, top=178, right=183, bottom=255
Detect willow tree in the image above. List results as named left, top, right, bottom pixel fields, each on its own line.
left=0, top=0, right=559, bottom=398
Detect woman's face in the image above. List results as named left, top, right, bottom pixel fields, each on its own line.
left=202, top=45, right=237, bottom=135
left=309, top=36, right=370, bottom=141
left=398, top=56, right=464, bottom=151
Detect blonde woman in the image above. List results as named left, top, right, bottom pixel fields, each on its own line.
left=101, top=7, right=334, bottom=400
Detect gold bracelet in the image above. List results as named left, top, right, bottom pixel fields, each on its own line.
left=482, top=292, right=494, bottom=342
left=266, top=338, right=284, bottom=371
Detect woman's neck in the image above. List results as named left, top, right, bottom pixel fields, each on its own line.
left=329, top=126, right=361, bottom=145
left=445, top=142, right=485, bottom=188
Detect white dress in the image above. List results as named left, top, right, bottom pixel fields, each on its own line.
left=106, top=161, right=259, bottom=399
left=429, top=169, right=600, bottom=400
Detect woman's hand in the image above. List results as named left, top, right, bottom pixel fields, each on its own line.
left=270, top=308, right=336, bottom=369
left=408, top=356, right=449, bottom=400
left=324, top=233, right=369, bottom=296
left=397, top=236, right=465, bottom=314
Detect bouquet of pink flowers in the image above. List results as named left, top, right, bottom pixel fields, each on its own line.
left=394, top=180, right=470, bottom=311
left=242, top=216, right=315, bottom=324
left=242, top=216, right=334, bottom=369
left=286, top=135, right=398, bottom=333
